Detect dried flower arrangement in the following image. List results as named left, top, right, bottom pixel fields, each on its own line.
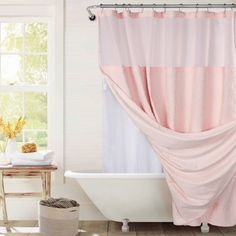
left=0, top=117, right=26, bottom=139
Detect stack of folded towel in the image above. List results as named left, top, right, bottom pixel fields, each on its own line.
left=10, top=150, right=53, bottom=166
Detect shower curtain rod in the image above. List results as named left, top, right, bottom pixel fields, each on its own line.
left=87, top=3, right=236, bottom=20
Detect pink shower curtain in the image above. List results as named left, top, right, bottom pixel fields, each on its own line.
left=98, top=10, right=236, bottom=226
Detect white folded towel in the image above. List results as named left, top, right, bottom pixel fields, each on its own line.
left=11, top=150, right=54, bottom=166
left=14, top=150, right=53, bottom=161
left=12, top=155, right=53, bottom=166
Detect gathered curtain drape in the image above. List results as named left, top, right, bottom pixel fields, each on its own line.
left=98, top=10, right=236, bottom=226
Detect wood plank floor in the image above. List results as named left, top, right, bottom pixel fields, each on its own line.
left=0, top=221, right=236, bottom=235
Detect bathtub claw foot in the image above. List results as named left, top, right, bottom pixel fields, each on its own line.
left=201, top=223, right=210, bottom=233
left=121, top=219, right=130, bottom=232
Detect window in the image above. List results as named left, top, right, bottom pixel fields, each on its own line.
left=0, top=20, right=50, bottom=151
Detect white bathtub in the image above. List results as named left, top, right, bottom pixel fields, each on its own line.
left=65, top=171, right=211, bottom=233
left=65, top=171, right=173, bottom=231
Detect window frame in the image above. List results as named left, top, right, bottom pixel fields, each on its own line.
left=0, top=16, right=54, bottom=152
left=0, top=0, right=64, bottom=182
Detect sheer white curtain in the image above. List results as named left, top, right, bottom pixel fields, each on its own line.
left=103, top=82, right=163, bottom=173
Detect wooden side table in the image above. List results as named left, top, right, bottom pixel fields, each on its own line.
left=0, top=165, right=57, bottom=231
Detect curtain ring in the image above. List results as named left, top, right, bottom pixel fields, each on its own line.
left=195, top=3, right=199, bottom=14
left=140, top=3, right=144, bottom=13
left=152, top=3, right=157, bottom=13
left=207, top=3, right=211, bottom=12
left=179, top=3, right=183, bottom=12
left=232, top=3, right=235, bottom=11
left=224, top=3, right=227, bottom=14
left=122, top=3, right=126, bottom=12
left=129, top=3, right=132, bottom=11
left=195, top=3, right=199, bottom=16
left=128, top=3, right=132, bottom=13
left=114, top=3, right=118, bottom=11
left=100, top=4, right=104, bottom=14
left=163, top=3, right=167, bottom=13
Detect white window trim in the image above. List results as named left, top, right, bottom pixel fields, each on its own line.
left=52, top=0, right=64, bottom=183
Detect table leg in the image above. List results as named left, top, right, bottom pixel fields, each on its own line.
left=46, top=172, right=51, bottom=198
left=41, top=172, right=47, bottom=200
left=0, top=172, right=10, bottom=232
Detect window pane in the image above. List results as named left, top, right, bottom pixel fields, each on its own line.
left=24, top=55, right=47, bottom=84
left=0, top=93, right=23, bottom=120
left=16, top=133, right=23, bottom=150
left=1, top=55, right=23, bottom=85
left=0, top=21, right=49, bottom=151
left=0, top=23, right=23, bottom=53
left=25, top=92, right=47, bottom=129
left=0, top=93, right=23, bottom=149
left=24, top=131, right=47, bottom=150
left=25, top=23, right=47, bottom=53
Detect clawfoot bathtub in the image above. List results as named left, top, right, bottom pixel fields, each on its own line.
left=65, top=171, right=209, bottom=233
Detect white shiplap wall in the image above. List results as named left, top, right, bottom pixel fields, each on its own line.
left=65, top=0, right=103, bottom=172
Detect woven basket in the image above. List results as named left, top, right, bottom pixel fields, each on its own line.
left=39, top=204, right=79, bottom=236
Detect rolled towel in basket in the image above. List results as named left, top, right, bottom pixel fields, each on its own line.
left=39, top=198, right=80, bottom=236
left=40, top=198, right=80, bottom=208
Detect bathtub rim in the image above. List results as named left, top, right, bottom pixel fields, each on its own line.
left=65, top=170, right=166, bottom=179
